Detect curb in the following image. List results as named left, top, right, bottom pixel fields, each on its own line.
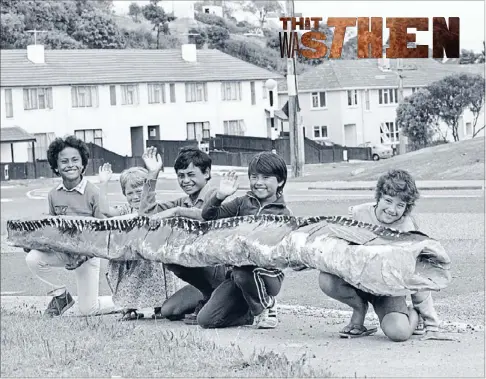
left=308, top=185, right=485, bottom=191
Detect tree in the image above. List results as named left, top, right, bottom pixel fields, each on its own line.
left=206, top=25, right=230, bottom=49
left=189, top=27, right=208, bottom=49
left=460, top=49, right=479, bottom=64
left=128, top=2, right=142, bottom=23
left=43, top=30, right=84, bottom=49
left=244, top=0, right=283, bottom=27
left=72, top=7, right=125, bottom=48
left=0, top=13, right=26, bottom=48
left=396, top=89, right=437, bottom=149
left=427, top=74, right=475, bottom=141
left=464, top=74, right=486, bottom=137
left=142, top=1, right=175, bottom=49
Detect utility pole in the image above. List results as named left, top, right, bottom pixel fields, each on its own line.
left=396, top=58, right=408, bottom=155
left=286, top=0, right=304, bottom=177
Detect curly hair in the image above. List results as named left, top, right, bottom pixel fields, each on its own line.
left=47, top=135, right=90, bottom=176
left=174, top=147, right=212, bottom=180
left=248, top=152, right=288, bottom=195
left=119, top=167, right=148, bottom=195
left=375, top=169, right=420, bottom=216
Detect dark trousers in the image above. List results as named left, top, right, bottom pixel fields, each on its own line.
left=197, top=266, right=284, bottom=329
left=166, top=264, right=227, bottom=299
left=232, top=266, right=284, bottom=316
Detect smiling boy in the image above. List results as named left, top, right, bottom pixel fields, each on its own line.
left=137, top=146, right=226, bottom=323
left=25, top=136, right=116, bottom=317
left=319, top=169, right=440, bottom=341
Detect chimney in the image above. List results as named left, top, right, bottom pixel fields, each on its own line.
left=27, top=44, right=45, bottom=64
left=182, top=44, right=197, bottom=63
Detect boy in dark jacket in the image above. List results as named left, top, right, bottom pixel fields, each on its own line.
left=200, top=152, right=291, bottom=329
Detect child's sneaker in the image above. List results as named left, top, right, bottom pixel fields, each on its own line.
left=44, top=291, right=75, bottom=317
left=254, top=298, right=278, bottom=329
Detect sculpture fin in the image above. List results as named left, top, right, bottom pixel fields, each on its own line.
left=327, top=224, right=377, bottom=245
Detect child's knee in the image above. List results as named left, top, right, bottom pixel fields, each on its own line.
left=318, top=272, right=341, bottom=294
left=231, top=267, right=252, bottom=286
left=196, top=308, right=216, bottom=329
left=381, top=313, right=413, bottom=342
left=25, top=250, right=43, bottom=271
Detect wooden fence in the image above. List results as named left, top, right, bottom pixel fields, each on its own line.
left=0, top=136, right=371, bottom=181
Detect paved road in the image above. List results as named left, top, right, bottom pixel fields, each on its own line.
left=1, top=180, right=484, bottom=327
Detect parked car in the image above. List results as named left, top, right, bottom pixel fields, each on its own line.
left=358, top=142, right=393, bottom=160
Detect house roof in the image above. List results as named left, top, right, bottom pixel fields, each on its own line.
left=0, top=48, right=281, bottom=87
left=0, top=126, right=36, bottom=143
left=278, top=59, right=485, bottom=93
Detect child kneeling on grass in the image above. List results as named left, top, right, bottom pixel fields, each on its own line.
left=319, top=169, right=441, bottom=341
left=25, top=136, right=117, bottom=317
left=199, top=152, right=291, bottom=329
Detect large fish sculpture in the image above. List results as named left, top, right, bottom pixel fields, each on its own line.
left=6, top=215, right=451, bottom=297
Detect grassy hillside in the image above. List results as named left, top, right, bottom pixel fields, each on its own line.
left=297, top=138, right=485, bottom=181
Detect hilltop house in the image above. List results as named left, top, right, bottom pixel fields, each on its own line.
left=0, top=44, right=280, bottom=163
left=277, top=59, right=485, bottom=148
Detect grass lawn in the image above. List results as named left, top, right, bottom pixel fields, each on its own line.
left=0, top=309, right=331, bottom=378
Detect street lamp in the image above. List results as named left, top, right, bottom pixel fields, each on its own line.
left=265, top=79, right=278, bottom=154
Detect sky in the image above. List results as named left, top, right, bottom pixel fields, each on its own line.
left=113, top=0, right=485, bottom=52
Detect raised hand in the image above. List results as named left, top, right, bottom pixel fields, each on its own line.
left=217, top=171, right=239, bottom=200
left=142, top=146, right=163, bottom=175
left=98, top=163, right=112, bottom=184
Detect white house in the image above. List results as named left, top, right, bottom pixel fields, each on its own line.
left=201, top=4, right=223, bottom=18
left=277, top=59, right=485, bottom=147
left=0, top=45, right=280, bottom=162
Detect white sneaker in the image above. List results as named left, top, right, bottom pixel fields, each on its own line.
left=254, top=298, right=278, bottom=329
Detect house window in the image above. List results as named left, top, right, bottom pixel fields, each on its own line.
left=75, top=129, right=103, bottom=147
left=29, top=132, right=56, bottom=160
left=169, top=83, right=176, bottom=103
left=365, top=89, right=370, bottom=110
left=380, top=122, right=399, bottom=144
left=262, top=82, right=267, bottom=99
left=465, top=122, right=472, bottom=136
left=185, top=82, right=208, bottom=102
left=378, top=89, right=398, bottom=105
left=121, top=84, right=140, bottom=105
left=109, top=85, right=117, bottom=106
left=187, top=122, right=211, bottom=141
left=23, top=87, right=53, bottom=110
left=148, top=83, right=166, bottom=104
left=223, top=120, right=246, bottom=136
left=71, top=86, right=99, bottom=108
left=347, top=90, right=358, bottom=106
left=4, top=89, right=13, bottom=118
left=411, top=87, right=418, bottom=94
left=311, top=91, right=326, bottom=108
left=221, top=81, right=242, bottom=101
left=250, top=81, right=256, bottom=105
left=313, top=125, right=328, bottom=139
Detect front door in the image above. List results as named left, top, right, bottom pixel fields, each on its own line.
left=130, top=126, right=144, bottom=156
